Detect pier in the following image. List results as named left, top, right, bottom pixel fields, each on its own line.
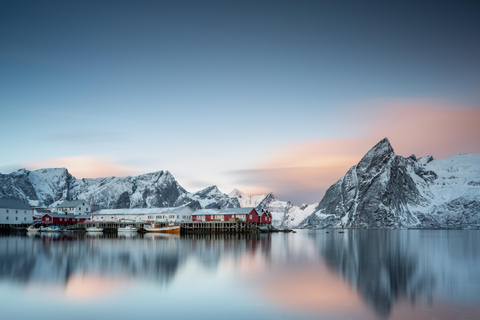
left=1, top=220, right=280, bottom=234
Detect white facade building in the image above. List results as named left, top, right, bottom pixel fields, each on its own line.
left=0, top=199, right=34, bottom=225
left=92, top=206, right=194, bottom=223
left=50, top=200, right=91, bottom=215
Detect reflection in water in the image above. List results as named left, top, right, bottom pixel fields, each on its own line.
left=0, top=230, right=479, bottom=320
left=311, top=230, right=480, bottom=319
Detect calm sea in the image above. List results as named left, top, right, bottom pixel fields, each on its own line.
left=1, top=229, right=479, bottom=320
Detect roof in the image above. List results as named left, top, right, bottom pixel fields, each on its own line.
left=93, top=206, right=193, bottom=216
left=194, top=207, right=255, bottom=216
left=41, top=213, right=90, bottom=219
left=56, top=200, right=89, bottom=208
left=34, top=208, right=51, bottom=214
left=0, top=198, right=31, bottom=210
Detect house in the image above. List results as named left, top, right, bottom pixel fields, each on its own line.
left=50, top=200, right=91, bottom=215
left=258, top=209, right=273, bottom=224
left=0, top=198, right=34, bottom=225
left=193, top=207, right=262, bottom=223
left=92, top=206, right=194, bottom=223
left=34, top=213, right=89, bottom=225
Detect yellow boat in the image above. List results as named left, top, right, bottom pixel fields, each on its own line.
left=144, top=223, right=180, bottom=234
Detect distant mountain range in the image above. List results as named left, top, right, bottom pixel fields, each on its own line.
left=0, top=169, right=239, bottom=211
left=1, top=138, right=479, bottom=229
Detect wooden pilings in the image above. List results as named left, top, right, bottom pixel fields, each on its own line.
left=180, top=221, right=263, bottom=234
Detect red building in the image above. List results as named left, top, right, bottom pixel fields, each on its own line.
left=193, top=208, right=270, bottom=224
left=34, top=213, right=89, bottom=225
left=258, top=210, right=272, bottom=224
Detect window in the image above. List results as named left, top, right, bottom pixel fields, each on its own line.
left=16, top=217, right=18, bottom=221
left=6, top=217, right=8, bottom=220
left=16, top=210, right=18, bottom=214
left=249, top=214, right=252, bottom=219
left=6, top=210, right=8, bottom=213
left=24, top=210, right=26, bottom=214
left=24, top=217, right=26, bottom=221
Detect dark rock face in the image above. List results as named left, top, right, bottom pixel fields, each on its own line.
left=113, top=191, right=130, bottom=209
left=300, top=138, right=480, bottom=229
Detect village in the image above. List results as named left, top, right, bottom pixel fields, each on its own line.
left=0, top=198, right=275, bottom=234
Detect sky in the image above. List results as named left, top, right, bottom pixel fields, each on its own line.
left=1, top=0, right=479, bottom=204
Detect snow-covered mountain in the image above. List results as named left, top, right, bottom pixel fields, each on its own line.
left=229, top=190, right=318, bottom=229
left=228, top=189, right=266, bottom=207
left=0, top=168, right=238, bottom=211
left=300, top=138, right=480, bottom=229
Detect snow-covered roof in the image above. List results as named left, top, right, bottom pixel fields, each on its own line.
left=40, top=213, right=90, bottom=219
left=56, top=200, right=89, bottom=208
left=93, top=206, right=193, bottom=216
left=0, top=198, right=31, bottom=210
left=34, top=208, right=51, bottom=214
left=194, top=207, right=255, bottom=216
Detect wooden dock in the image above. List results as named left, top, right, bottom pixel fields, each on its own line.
left=79, top=220, right=268, bottom=233
left=1, top=221, right=273, bottom=234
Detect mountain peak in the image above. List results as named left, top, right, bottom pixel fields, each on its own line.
left=357, top=137, right=395, bottom=170
left=228, top=188, right=244, bottom=198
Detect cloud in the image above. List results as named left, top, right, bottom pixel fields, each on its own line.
left=364, top=99, right=480, bottom=158
left=230, top=99, right=480, bottom=204
left=19, top=156, right=139, bottom=178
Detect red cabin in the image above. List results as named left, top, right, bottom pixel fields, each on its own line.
left=258, top=210, right=272, bottom=224
left=193, top=208, right=261, bottom=223
left=34, top=213, right=89, bottom=225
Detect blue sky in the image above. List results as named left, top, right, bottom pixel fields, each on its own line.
left=1, top=0, right=479, bottom=204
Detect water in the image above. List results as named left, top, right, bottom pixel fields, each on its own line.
left=1, top=229, right=479, bottom=320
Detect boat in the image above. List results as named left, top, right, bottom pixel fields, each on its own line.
left=86, top=226, right=103, bottom=232
left=43, top=226, right=62, bottom=232
left=27, top=225, right=40, bottom=233
left=118, top=225, right=138, bottom=232
left=144, top=223, right=180, bottom=234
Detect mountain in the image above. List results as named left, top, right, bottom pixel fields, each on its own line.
left=176, top=185, right=240, bottom=210
left=0, top=168, right=239, bottom=211
left=229, top=190, right=318, bottom=228
left=228, top=189, right=266, bottom=207
left=300, top=138, right=480, bottom=229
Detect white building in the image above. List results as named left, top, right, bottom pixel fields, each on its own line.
left=50, top=200, right=91, bottom=215
left=92, top=206, right=194, bottom=223
left=0, top=199, right=34, bottom=225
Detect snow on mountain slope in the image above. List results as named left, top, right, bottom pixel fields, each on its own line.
left=228, top=188, right=266, bottom=207
left=176, top=185, right=240, bottom=210
left=28, top=168, right=73, bottom=206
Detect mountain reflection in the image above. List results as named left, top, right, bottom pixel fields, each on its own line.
left=1, top=230, right=480, bottom=320
left=311, top=229, right=480, bottom=319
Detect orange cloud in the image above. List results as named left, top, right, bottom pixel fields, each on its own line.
left=22, top=156, right=138, bottom=178
left=238, top=99, right=480, bottom=203
left=367, top=99, right=480, bottom=158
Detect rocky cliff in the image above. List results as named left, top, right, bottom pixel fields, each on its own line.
left=300, top=138, right=480, bottom=229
